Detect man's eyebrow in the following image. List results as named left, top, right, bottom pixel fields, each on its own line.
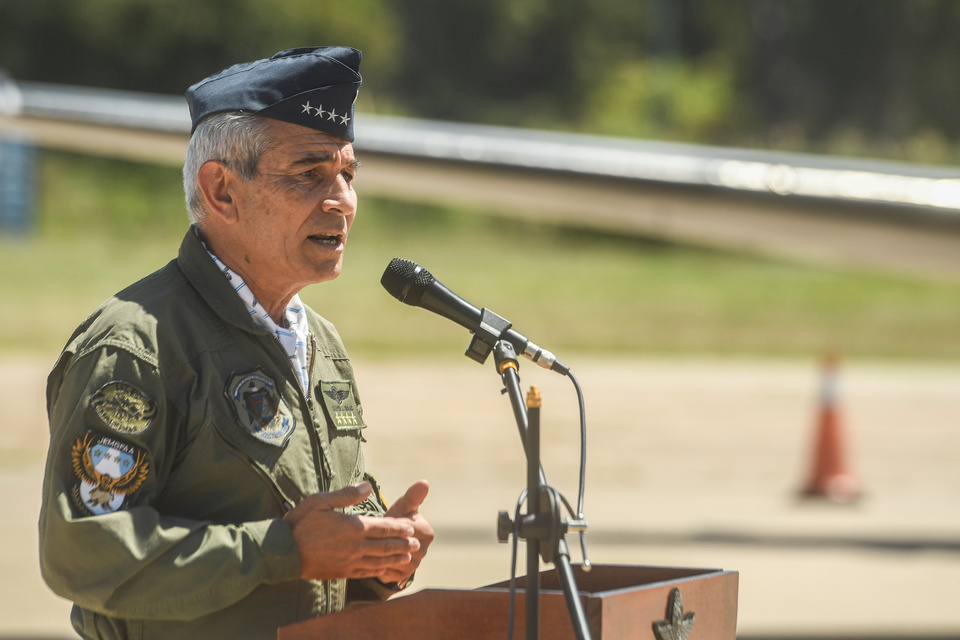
left=286, top=154, right=360, bottom=173
left=287, top=153, right=336, bottom=169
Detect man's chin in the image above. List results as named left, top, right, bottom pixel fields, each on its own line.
left=307, top=259, right=344, bottom=285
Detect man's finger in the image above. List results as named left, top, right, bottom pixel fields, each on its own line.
left=359, top=536, right=420, bottom=558
left=301, top=482, right=373, bottom=512
left=385, top=479, right=430, bottom=517
left=348, top=552, right=414, bottom=579
left=359, top=515, right=416, bottom=539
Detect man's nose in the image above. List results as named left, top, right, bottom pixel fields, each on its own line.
left=321, top=176, right=356, bottom=216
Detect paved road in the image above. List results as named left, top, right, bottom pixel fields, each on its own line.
left=3, top=355, right=960, bottom=638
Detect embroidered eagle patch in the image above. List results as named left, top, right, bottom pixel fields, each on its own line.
left=70, top=432, right=150, bottom=515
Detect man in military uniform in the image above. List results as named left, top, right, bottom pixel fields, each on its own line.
left=39, top=46, right=434, bottom=639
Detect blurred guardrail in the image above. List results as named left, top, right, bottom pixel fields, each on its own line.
left=6, top=78, right=960, bottom=213
left=3, top=76, right=960, bottom=277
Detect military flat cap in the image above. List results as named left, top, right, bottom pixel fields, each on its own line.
left=185, top=46, right=362, bottom=141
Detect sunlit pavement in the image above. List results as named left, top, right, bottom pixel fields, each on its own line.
left=4, top=356, right=959, bottom=638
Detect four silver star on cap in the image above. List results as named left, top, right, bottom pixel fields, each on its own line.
left=301, top=100, right=350, bottom=126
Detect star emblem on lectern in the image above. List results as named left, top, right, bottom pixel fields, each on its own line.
left=653, top=588, right=695, bottom=640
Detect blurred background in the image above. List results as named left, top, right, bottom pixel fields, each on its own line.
left=1, top=1, right=959, bottom=639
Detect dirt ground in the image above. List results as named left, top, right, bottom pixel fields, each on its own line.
left=3, top=354, right=960, bottom=638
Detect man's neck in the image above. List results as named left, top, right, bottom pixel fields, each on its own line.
left=196, top=226, right=296, bottom=324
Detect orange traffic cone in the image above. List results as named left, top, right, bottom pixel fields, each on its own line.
left=800, top=354, right=861, bottom=503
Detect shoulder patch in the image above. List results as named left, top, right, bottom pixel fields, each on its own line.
left=225, top=369, right=297, bottom=447
left=70, top=431, right=150, bottom=515
left=90, top=381, right=157, bottom=435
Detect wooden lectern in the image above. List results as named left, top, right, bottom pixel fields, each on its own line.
left=278, top=564, right=739, bottom=639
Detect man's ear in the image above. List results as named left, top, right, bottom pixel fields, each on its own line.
left=196, top=161, right=240, bottom=224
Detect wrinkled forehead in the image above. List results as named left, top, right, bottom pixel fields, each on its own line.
left=260, top=119, right=356, bottom=166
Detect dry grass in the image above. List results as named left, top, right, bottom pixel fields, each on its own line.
left=3, top=151, right=960, bottom=361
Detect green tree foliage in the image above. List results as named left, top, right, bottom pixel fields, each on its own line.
left=682, top=0, right=960, bottom=161
left=3, top=0, right=960, bottom=162
left=0, top=0, right=401, bottom=95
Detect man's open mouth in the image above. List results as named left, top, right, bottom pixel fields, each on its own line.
left=308, top=233, right=342, bottom=247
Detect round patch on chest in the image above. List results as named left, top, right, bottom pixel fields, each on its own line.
left=225, top=369, right=297, bottom=447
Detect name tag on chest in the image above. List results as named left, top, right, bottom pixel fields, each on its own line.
left=318, top=381, right=364, bottom=430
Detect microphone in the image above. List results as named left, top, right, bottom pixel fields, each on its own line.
left=381, top=258, right=569, bottom=375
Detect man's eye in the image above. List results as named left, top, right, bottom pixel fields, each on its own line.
left=342, top=171, right=355, bottom=183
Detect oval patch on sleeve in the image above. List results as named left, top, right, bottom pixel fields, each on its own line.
left=90, top=381, right=158, bottom=435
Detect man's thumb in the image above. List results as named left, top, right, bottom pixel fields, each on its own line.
left=387, top=479, right=430, bottom=516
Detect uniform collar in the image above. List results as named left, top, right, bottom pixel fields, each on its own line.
left=176, top=226, right=271, bottom=335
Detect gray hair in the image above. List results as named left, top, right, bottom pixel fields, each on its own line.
left=182, top=112, right=275, bottom=226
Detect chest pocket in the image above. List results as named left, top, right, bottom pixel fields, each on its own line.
left=208, top=368, right=317, bottom=510
left=317, top=380, right=366, bottom=481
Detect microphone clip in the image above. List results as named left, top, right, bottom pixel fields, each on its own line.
left=464, top=307, right=513, bottom=365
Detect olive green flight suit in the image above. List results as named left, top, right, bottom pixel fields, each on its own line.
left=40, top=228, right=393, bottom=639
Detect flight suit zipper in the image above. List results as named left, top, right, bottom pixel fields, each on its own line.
left=271, top=334, right=331, bottom=493
left=272, top=333, right=340, bottom=613
left=295, top=336, right=337, bottom=614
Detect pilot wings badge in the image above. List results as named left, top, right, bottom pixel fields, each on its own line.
left=70, top=432, right=149, bottom=515
left=323, top=387, right=350, bottom=405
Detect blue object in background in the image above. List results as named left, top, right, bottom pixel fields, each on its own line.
left=0, top=135, right=36, bottom=235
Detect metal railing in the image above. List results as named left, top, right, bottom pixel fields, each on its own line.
left=4, top=77, right=960, bottom=216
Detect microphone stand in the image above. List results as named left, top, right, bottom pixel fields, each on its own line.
left=492, top=341, right=592, bottom=640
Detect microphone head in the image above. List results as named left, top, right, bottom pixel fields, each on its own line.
left=381, top=258, right=435, bottom=305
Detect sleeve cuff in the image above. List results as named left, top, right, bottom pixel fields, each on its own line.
left=247, top=518, right=301, bottom=584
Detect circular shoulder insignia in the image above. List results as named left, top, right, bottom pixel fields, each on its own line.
left=90, top=381, right=158, bottom=435
left=224, top=369, right=297, bottom=447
